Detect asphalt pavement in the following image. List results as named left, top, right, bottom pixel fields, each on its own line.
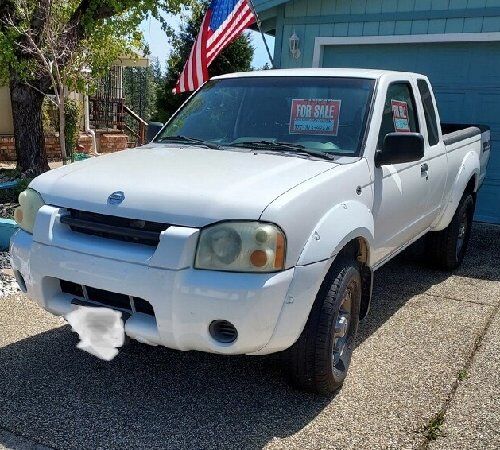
left=0, top=223, right=499, bottom=449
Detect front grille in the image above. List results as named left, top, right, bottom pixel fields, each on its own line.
left=60, top=209, right=169, bottom=246
left=60, top=280, right=155, bottom=316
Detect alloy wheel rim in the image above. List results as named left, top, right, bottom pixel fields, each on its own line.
left=332, top=280, right=355, bottom=374
left=456, top=210, right=468, bottom=259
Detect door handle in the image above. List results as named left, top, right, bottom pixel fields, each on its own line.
left=421, top=163, right=429, bottom=179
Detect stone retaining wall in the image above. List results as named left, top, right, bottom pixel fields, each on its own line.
left=0, top=132, right=129, bottom=161
left=99, top=133, right=129, bottom=153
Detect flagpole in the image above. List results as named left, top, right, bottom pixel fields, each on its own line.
left=248, top=0, right=275, bottom=68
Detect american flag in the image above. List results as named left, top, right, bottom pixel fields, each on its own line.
left=173, top=0, right=256, bottom=94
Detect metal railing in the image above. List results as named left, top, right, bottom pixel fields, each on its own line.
left=88, top=66, right=148, bottom=146
left=89, top=97, right=125, bottom=131
left=123, top=105, right=148, bottom=146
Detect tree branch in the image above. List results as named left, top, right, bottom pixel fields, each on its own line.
left=23, top=80, right=56, bottom=103
left=53, top=0, right=130, bottom=69
left=30, top=0, right=52, bottom=45
left=67, top=0, right=125, bottom=42
left=8, top=19, right=61, bottom=103
left=0, top=0, right=18, bottom=31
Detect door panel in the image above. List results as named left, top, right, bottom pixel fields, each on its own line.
left=416, top=79, right=448, bottom=224
left=372, top=162, right=429, bottom=262
left=371, top=82, right=429, bottom=262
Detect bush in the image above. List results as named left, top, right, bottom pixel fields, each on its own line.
left=42, top=98, right=58, bottom=134
left=41, top=97, right=82, bottom=160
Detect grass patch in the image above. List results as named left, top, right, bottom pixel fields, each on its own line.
left=424, top=411, right=445, bottom=441
left=457, top=369, right=468, bottom=381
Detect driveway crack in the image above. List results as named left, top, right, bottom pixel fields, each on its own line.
left=418, top=300, right=500, bottom=448
left=0, top=425, right=56, bottom=450
left=423, top=292, right=492, bottom=307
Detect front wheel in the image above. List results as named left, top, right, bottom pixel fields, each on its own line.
left=282, top=258, right=361, bottom=395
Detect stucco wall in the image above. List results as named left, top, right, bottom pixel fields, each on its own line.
left=0, top=86, right=14, bottom=135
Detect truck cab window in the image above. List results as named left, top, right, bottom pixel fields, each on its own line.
left=159, top=77, right=376, bottom=156
left=377, top=82, right=419, bottom=149
left=417, top=79, right=440, bottom=146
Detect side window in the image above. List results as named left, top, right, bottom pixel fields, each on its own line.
left=377, top=82, right=419, bottom=149
left=417, top=79, right=440, bottom=146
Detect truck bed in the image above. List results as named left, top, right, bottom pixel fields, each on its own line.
left=441, top=123, right=490, bottom=146
left=441, top=123, right=491, bottom=189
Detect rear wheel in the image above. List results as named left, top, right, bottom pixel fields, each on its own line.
left=427, top=193, right=475, bottom=270
left=283, top=258, right=361, bottom=395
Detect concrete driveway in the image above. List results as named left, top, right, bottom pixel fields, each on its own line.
left=0, top=223, right=499, bottom=450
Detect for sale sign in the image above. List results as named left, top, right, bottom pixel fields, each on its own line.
left=289, top=99, right=341, bottom=136
left=391, top=99, right=410, bottom=132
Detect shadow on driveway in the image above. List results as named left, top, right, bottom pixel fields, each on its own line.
left=0, top=224, right=498, bottom=449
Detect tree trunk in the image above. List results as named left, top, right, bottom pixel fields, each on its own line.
left=58, top=89, right=67, bottom=162
left=9, top=75, right=50, bottom=177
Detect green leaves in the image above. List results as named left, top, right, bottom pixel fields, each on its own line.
left=0, top=0, right=191, bottom=89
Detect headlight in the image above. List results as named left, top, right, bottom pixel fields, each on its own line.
left=13, top=188, right=45, bottom=234
left=195, top=222, right=286, bottom=272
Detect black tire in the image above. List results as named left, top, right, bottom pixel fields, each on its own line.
left=283, top=258, right=361, bottom=395
left=427, top=193, right=475, bottom=271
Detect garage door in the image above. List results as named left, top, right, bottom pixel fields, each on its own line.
left=323, top=41, right=500, bottom=224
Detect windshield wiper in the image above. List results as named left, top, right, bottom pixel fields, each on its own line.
left=156, top=135, right=222, bottom=150
left=231, top=140, right=336, bottom=161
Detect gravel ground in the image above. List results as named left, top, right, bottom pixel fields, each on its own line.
left=430, top=302, right=500, bottom=450
left=0, top=203, right=17, bottom=220
left=0, top=223, right=498, bottom=449
left=0, top=252, right=11, bottom=269
left=0, top=273, right=19, bottom=299
left=0, top=253, right=19, bottom=299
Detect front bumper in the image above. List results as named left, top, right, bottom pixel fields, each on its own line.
left=10, top=206, right=330, bottom=355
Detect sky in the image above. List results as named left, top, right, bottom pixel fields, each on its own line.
left=140, top=13, right=275, bottom=71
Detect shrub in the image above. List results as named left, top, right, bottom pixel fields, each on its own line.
left=41, top=97, right=82, bottom=160
left=42, top=98, right=58, bottom=134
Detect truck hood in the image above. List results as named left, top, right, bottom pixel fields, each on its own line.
left=31, top=144, right=336, bottom=227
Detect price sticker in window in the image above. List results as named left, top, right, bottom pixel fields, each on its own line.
left=391, top=100, right=410, bottom=132
left=289, top=99, right=341, bottom=136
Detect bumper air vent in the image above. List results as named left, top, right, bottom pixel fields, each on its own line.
left=60, top=280, right=155, bottom=317
left=209, top=320, right=238, bottom=344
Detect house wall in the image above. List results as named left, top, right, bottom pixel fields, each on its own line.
left=267, top=0, right=500, bottom=224
left=273, top=0, right=500, bottom=68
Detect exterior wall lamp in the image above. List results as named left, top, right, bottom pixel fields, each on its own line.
left=289, top=30, right=301, bottom=59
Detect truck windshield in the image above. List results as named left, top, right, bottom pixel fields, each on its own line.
left=156, top=76, right=375, bottom=157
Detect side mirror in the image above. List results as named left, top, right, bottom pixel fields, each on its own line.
left=375, top=132, right=424, bottom=167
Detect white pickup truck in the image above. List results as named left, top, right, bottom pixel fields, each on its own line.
left=10, top=69, right=490, bottom=394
